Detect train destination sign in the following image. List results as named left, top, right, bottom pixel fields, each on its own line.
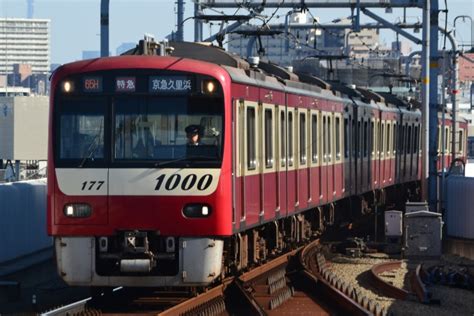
left=149, top=76, right=192, bottom=94
left=116, top=77, right=136, bottom=92
left=83, top=77, right=103, bottom=92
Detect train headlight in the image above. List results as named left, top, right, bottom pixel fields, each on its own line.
left=62, top=80, right=74, bottom=93
left=183, top=204, right=212, bottom=218
left=63, top=203, right=92, bottom=218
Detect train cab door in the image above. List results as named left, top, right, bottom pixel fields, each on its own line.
left=261, top=103, right=278, bottom=221
left=236, top=100, right=261, bottom=227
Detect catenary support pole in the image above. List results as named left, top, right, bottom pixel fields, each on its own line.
left=177, top=0, right=185, bottom=42
left=100, top=0, right=110, bottom=57
left=421, top=0, right=430, bottom=204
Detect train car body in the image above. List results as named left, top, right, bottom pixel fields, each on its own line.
left=48, top=42, right=467, bottom=288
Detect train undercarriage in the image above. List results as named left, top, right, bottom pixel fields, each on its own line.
left=55, top=181, right=420, bottom=288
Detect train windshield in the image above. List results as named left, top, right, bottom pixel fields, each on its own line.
left=57, top=99, right=106, bottom=164
left=113, top=96, right=223, bottom=166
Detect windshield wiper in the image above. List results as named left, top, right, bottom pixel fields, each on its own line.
left=78, top=129, right=103, bottom=168
left=154, top=155, right=217, bottom=168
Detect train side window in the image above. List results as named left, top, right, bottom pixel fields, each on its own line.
left=328, top=115, right=333, bottom=162
left=393, top=122, right=397, bottom=156
left=335, top=116, right=341, bottom=161
left=288, top=111, right=294, bottom=166
left=323, top=116, right=327, bottom=162
left=371, top=120, right=376, bottom=158
left=264, top=108, right=273, bottom=168
left=312, top=114, right=318, bottom=163
left=445, top=126, right=450, bottom=154
left=280, top=110, right=286, bottom=167
left=437, top=126, right=441, bottom=154
left=246, top=107, right=257, bottom=170
left=299, top=112, right=307, bottom=165
left=407, top=124, right=412, bottom=155
left=458, top=130, right=464, bottom=154
left=414, top=125, right=418, bottom=154
left=363, top=120, right=368, bottom=158
left=344, top=117, right=349, bottom=159
left=386, top=122, right=391, bottom=157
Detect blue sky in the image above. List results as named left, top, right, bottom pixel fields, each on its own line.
left=1, top=0, right=473, bottom=64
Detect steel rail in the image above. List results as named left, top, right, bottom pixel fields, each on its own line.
left=369, top=261, right=409, bottom=300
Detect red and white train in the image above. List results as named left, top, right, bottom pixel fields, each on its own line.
left=48, top=41, right=467, bottom=287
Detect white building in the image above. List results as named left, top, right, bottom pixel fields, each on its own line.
left=0, top=18, right=50, bottom=74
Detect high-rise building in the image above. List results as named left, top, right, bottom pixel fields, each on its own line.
left=0, top=18, right=50, bottom=74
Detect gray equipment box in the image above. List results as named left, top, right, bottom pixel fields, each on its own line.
left=405, top=201, right=428, bottom=213
left=404, top=211, right=442, bottom=258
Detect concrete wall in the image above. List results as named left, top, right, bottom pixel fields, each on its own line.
left=0, top=96, right=49, bottom=160
left=0, top=179, right=51, bottom=263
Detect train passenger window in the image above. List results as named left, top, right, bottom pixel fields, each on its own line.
left=328, top=116, right=332, bottom=162
left=363, top=120, right=368, bottom=158
left=247, top=107, right=257, bottom=170
left=413, top=125, right=418, bottom=154
left=407, top=125, right=412, bottom=155
left=386, top=123, right=391, bottom=157
left=437, top=126, right=441, bottom=154
left=344, top=118, right=349, bottom=159
left=371, top=121, right=376, bottom=158
left=458, top=130, right=464, bottom=154
left=445, top=126, right=450, bottom=154
left=264, top=109, right=273, bottom=168
left=323, top=116, right=327, bottom=162
left=335, top=116, right=341, bottom=161
left=393, top=123, right=397, bottom=155
left=288, top=111, right=294, bottom=166
left=280, top=111, right=286, bottom=167
left=312, top=114, right=318, bottom=163
left=357, top=120, right=361, bottom=158
left=299, top=112, right=307, bottom=165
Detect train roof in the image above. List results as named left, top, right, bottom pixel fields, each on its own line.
left=119, top=40, right=419, bottom=113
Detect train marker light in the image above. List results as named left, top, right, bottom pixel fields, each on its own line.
left=63, top=203, right=92, bottom=218
left=204, top=80, right=216, bottom=94
left=62, top=81, right=73, bottom=93
left=183, top=204, right=211, bottom=218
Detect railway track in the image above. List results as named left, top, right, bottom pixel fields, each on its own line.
left=42, top=240, right=375, bottom=315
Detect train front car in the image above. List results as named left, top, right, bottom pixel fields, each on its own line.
left=47, top=56, right=233, bottom=287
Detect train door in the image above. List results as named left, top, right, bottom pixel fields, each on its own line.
left=380, top=120, right=386, bottom=186
left=321, top=112, right=329, bottom=204
left=310, top=109, right=321, bottom=204
left=297, top=108, right=309, bottom=210
left=262, top=103, right=278, bottom=221
left=278, top=106, right=288, bottom=217
left=360, top=115, right=369, bottom=193
left=355, top=109, right=362, bottom=195
left=334, top=112, right=344, bottom=199
left=236, top=100, right=261, bottom=226
left=327, top=113, right=335, bottom=202
left=371, top=117, right=379, bottom=190
left=287, top=107, right=297, bottom=213
left=385, top=120, right=392, bottom=185
left=343, top=108, right=353, bottom=197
